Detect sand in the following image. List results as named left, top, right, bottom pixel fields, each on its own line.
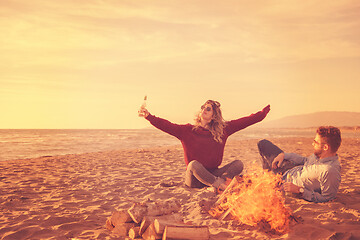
left=0, top=137, right=359, bottom=240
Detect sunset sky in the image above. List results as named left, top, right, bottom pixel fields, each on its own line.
left=1, top=0, right=359, bottom=129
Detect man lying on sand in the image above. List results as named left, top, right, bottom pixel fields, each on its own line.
left=258, top=126, right=342, bottom=203
left=139, top=99, right=270, bottom=192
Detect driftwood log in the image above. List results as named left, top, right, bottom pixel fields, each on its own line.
left=112, top=222, right=136, bottom=236
left=154, top=219, right=190, bottom=235
left=112, top=209, right=133, bottom=224
left=142, top=223, right=162, bottom=240
left=105, top=209, right=134, bottom=232
left=128, top=202, right=148, bottom=223
left=162, top=225, right=210, bottom=240
left=128, top=226, right=140, bottom=239
left=128, top=198, right=181, bottom=224
left=139, top=216, right=158, bottom=236
left=140, top=214, right=183, bottom=236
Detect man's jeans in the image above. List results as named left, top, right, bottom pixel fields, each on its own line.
left=257, top=139, right=296, bottom=175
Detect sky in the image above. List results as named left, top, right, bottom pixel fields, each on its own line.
left=1, top=0, right=359, bottom=129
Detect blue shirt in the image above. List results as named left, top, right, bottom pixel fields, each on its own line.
left=283, top=153, right=341, bottom=203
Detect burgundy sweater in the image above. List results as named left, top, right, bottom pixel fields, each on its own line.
left=146, top=109, right=268, bottom=169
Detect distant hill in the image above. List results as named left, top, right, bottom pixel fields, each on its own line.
left=260, top=111, right=360, bottom=128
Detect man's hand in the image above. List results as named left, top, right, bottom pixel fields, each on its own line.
left=283, top=182, right=301, bottom=194
left=272, top=152, right=284, bottom=169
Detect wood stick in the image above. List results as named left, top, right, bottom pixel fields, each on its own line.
left=128, top=198, right=182, bottom=224
left=128, top=202, right=148, bottom=224
left=128, top=226, right=140, bottom=239
left=112, top=222, right=137, bottom=236
left=105, top=217, right=114, bottom=231
left=111, top=209, right=134, bottom=226
left=153, top=219, right=188, bottom=234
left=162, top=225, right=210, bottom=240
left=214, top=176, right=239, bottom=206
left=147, top=198, right=181, bottom=216
left=219, top=207, right=233, bottom=221
left=139, top=216, right=157, bottom=236
left=140, top=214, right=184, bottom=236
left=142, top=223, right=162, bottom=240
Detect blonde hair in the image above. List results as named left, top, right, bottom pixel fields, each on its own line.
left=193, top=100, right=226, bottom=143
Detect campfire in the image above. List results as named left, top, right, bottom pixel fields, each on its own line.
left=209, top=171, right=291, bottom=234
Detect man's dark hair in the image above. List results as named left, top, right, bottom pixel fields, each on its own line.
left=317, top=126, right=342, bottom=153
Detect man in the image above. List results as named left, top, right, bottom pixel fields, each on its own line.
left=257, top=126, right=341, bottom=203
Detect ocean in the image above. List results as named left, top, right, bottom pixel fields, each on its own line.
left=0, top=128, right=357, bottom=162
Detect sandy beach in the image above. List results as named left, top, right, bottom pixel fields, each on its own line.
left=1, top=137, right=359, bottom=240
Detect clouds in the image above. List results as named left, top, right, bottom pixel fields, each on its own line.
left=2, top=0, right=359, bottom=64
left=0, top=0, right=359, bottom=128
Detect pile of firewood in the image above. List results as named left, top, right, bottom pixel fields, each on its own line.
left=105, top=198, right=210, bottom=240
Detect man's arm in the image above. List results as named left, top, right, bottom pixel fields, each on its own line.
left=285, top=167, right=341, bottom=203
left=284, top=153, right=307, bottom=166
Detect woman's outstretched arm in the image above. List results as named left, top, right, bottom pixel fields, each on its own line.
left=225, top=104, right=271, bottom=135
left=138, top=106, right=184, bottom=139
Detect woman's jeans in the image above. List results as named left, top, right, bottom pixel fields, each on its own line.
left=185, top=159, right=244, bottom=188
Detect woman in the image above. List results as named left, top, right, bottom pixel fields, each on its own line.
left=138, top=100, right=270, bottom=191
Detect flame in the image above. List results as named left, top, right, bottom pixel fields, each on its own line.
left=209, top=171, right=290, bottom=234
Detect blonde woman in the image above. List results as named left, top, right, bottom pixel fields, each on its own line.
left=139, top=100, right=270, bottom=191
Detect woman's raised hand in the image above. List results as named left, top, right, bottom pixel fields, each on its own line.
left=262, top=104, right=271, bottom=114
left=138, top=106, right=149, bottom=118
